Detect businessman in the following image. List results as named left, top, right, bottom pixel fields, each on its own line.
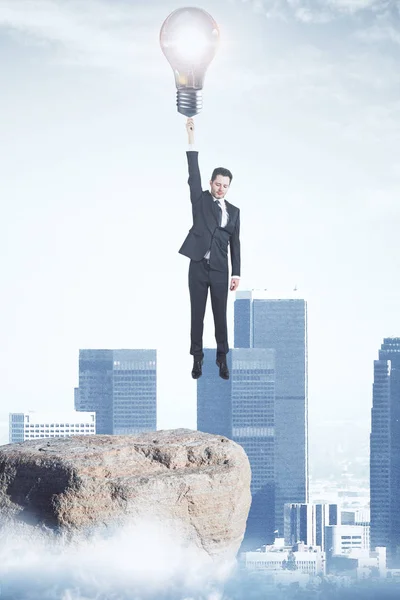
left=179, top=117, right=241, bottom=380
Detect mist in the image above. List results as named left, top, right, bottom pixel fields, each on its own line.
left=1, top=521, right=400, bottom=600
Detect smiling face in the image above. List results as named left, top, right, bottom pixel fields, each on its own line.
left=210, top=174, right=231, bottom=200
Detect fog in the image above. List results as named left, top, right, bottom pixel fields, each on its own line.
left=1, top=521, right=400, bottom=600
left=0, top=520, right=231, bottom=599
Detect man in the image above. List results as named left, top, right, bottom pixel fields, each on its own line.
left=179, top=117, right=241, bottom=380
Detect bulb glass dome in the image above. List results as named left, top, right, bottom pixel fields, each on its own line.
left=160, top=7, right=220, bottom=116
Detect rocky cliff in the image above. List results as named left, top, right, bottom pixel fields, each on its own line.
left=0, top=428, right=251, bottom=560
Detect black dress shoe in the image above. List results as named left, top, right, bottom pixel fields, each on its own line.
left=216, top=358, right=229, bottom=380
left=192, top=359, right=203, bottom=379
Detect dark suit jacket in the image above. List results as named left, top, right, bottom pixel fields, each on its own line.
left=178, top=151, right=241, bottom=276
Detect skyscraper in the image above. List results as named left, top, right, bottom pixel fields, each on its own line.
left=197, top=347, right=276, bottom=548
left=370, top=337, right=400, bottom=565
left=284, top=503, right=339, bottom=550
left=235, top=291, right=309, bottom=536
left=76, top=349, right=157, bottom=435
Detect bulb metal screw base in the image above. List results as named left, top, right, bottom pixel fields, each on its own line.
left=177, top=89, right=203, bottom=117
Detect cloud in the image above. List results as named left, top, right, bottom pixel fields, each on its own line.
left=248, top=0, right=394, bottom=22
left=1, top=0, right=397, bottom=71
left=0, top=520, right=233, bottom=600
left=356, top=20, right=400, bottom=45
left=0, top=0, right=165, bottom=72
left=325, top=0, right=390, bottom=14
left=1, top=521, right=400, bottom=599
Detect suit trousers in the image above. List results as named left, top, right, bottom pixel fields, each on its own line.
left=188, top=258, right=229, bottom=360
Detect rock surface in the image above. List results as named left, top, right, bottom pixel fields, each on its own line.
left=0, top=428, right=251, bottom=559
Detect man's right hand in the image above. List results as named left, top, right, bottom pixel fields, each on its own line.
left=186, top=117, right=195, bottom=145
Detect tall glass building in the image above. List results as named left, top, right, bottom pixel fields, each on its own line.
left=76, top=349, right=157, bottom=435
left=197, top=347, right=276, bottom=549
left=370, top=338, right=400, bottom=565
left=234, top=291, right=309, bottom=537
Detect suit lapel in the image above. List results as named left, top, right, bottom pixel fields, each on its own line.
left=225, top=201, right=231, bottom=225
left=203, top=192, right=220, bottom=234
left=203, top=194, right=236, bottom=234
left=225, top=201, right=236, bottom=227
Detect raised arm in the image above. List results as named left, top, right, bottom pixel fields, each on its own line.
left=186, top=117, right=202, bottom=204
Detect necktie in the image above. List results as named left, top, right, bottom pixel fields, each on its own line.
left=216, top=200, right=222, bottom=225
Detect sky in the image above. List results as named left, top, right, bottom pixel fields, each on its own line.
left=0, top=0, right=400, bottom=456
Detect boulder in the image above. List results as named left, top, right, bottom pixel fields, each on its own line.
left=0, top=428, right=251, bottom=560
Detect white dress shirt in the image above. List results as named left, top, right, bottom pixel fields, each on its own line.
left=188, top=145, right=240, bottom=279
left=203, top=197, right=228, bottom=259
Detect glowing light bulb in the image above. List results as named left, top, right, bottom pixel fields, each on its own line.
left=160, top=7, right=220, bottom=117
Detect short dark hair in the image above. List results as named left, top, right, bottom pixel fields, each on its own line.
left=211, top=167, right=233, bottom=184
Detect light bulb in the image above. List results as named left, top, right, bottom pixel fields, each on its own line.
left=160, top=7, right=220, bottom=117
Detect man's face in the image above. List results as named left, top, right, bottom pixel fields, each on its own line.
left=210, top=175, right=231, bottom=200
